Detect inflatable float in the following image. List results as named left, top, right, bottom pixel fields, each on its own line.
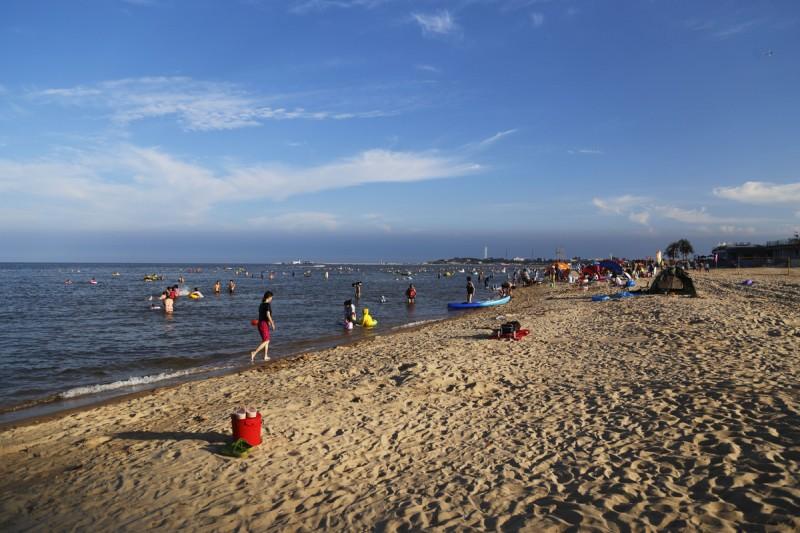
left=447, top=295, right=511, bottom=309
left=360, top=308, right=378, bottom=328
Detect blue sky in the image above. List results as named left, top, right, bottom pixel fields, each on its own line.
left=1, top=0, right=798, bottom=261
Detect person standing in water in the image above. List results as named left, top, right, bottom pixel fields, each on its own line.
left=466, top=276, right=475, bottom=303
left=159, top=290, right=174, bottom=314
left=228, top=279, right=236, bottom=294
left=214, top=280, right=221, bottom=294
left=353, top=281, right=362, bottom=300
left=251, top=291, right=275, bottom=362
left=405, top=284, right=417, bottom=304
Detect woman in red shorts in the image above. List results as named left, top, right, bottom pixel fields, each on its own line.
left=251, top=291, right=275, bottom=362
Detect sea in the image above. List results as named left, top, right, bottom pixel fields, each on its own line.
left=0, top=262, right=513, bottom=424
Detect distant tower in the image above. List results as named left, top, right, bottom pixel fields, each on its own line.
left=484, top=245, right=488, bottom=259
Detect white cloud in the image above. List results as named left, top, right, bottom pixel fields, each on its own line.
left=229, top=148, right=480, bottom=201
left=0, top=144, right=480, bottom=229
left=719, top=225, right=756, bottom=235
left=412, top=10, right=458, bottom=36
left=592, top=195, right=650, bottom=215
left=530, top=12, right=544, bottom=28
left=686, top=18, right=760, bottom=39
left=415, top=64, right=441, bottom=74
left=592, top=195, right=759, bottom=229
left=713, top=181, right=800, bottom=205
left=568, top=148, right=603, bottom=155
left=251, top=212, right=340, bottom=232
left=628, top=211, right=650, bottom=226
left=654, top=206, right=718, bottom=224
left=477, top=129, right=517, bottom=148
left=31, top=77, right=393, bottom=131
left=289, top=0, right=386, bottom=15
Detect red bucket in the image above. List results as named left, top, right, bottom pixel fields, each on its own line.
left=231, top=413, right=262, bottom=446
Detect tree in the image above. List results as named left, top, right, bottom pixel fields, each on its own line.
left=665, top=241, right=679, bottom=261
left=677, top=238, right=694, bottom=261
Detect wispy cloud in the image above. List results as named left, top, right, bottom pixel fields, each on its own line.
left=121, top=0, right=159, bottom=6
left=530, top=12, right=544, bottom=28
left=31, top=77, right=394, bottom=131
left=477, top=129, right=518, bottom=147
left=415, top=64, right=441, bottom=74
left=412, top=10, right=459, bottom=37
left=628, top=211, right=650, bottom=226
left=0, top=143, right=481, bottom=229
left=713, top=181, right=800, bottom=204
left=288, top=0, right=387, bottom=15
left=654, top=206, right=718, bottom=224
left=685, top=17, right=761, bottom=39
left=568, top=148, right=603, bottom=155
left=592, top=195, right=650, bottom=216
left=719, top=225, right=756, bottom=235
left=250, top=212, right=341, bottom=232
left=592, top=195, right=750, bottom=229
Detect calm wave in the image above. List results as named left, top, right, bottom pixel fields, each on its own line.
left=0, top=263, right=509, bottom=420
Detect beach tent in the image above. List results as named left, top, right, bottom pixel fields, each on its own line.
left=642, top=266, right=698, bottom=297
left=546, top=262, right=571, bottom=276
left=581, top=264, right=602, bottom=277
left=598, top=260, right=624, bottom=275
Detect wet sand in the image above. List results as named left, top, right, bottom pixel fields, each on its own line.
left=1, top=267, right=799, bottom=531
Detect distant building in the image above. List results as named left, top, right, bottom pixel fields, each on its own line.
left=711, top=235, right=800, bottom=267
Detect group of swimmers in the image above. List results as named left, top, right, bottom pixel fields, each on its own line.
left=151, top=280, right=238, bottom=313
left=340, top=283, right=418, bottom=330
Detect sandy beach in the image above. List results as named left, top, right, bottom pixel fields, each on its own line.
left=1, top=267, right=799, bottom=531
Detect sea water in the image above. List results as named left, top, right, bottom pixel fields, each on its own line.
left=0, top=263, right=509, bottom=422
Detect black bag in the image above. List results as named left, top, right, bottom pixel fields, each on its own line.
left=500, top=321, right=521, bottom=335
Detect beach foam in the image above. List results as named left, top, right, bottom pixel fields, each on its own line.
left=58, top=369, right=209, bottom=399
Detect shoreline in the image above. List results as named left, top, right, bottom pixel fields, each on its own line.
left=1, top=268, right=798, bottom=530
left=0, top=315, right=453, bottom=430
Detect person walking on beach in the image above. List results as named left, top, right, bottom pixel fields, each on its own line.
left=251, top=291, right=275, bottom=362
left=466, top=276, right=475, bottom=303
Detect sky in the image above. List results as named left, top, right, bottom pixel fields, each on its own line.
left=0, top=0, right=798, bottom=262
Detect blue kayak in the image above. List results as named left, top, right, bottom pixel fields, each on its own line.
left=447, top=296, right=511, bottom=309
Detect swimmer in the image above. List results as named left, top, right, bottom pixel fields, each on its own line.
left=228, top=279, right=236, bottom=294
left=150, top=303, right=161, bottom=310
left=214, top=280, right=221, bottom=294
left=159, top=290, right=174, bottom=314
left=380, top=295, right=387, bottom=303
left=64, top=279, right=73, bottom=285
left=189, top=287, right=204, bottom=299
left=343, top=299, right=357, bottom=324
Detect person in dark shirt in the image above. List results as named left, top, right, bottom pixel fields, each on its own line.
left=466, top=276, right=475, bottom=303
left=251, top=291, right=275, bottom=362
